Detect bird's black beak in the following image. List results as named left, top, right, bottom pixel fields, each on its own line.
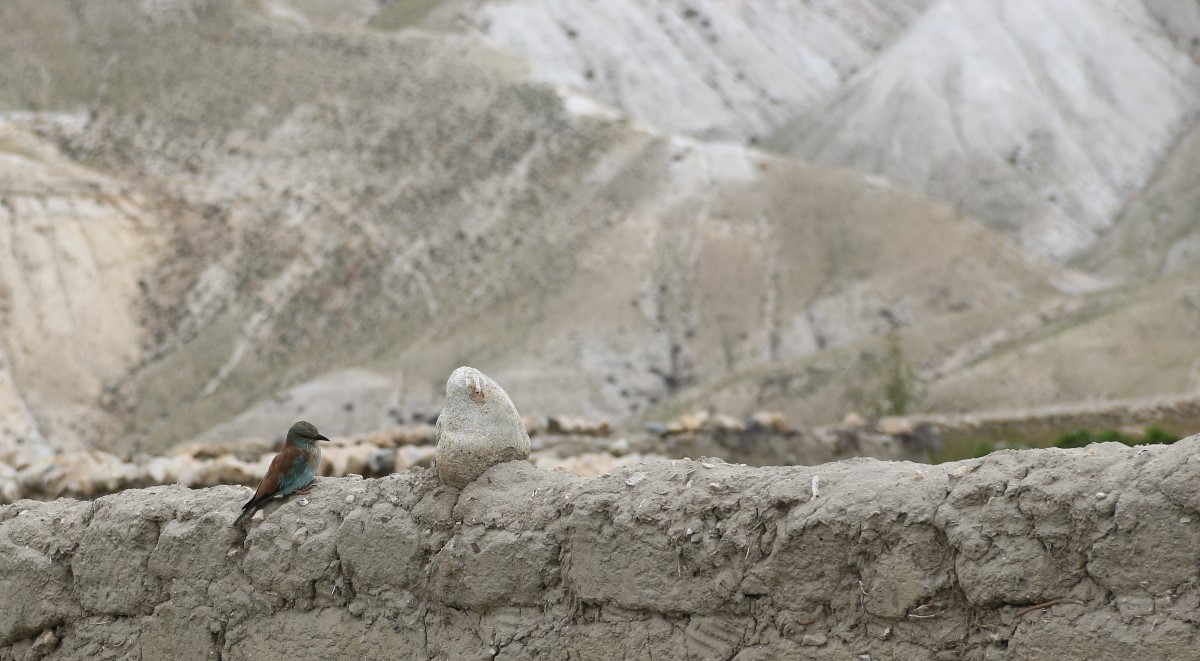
left=317, top=434, right=331, bottom=442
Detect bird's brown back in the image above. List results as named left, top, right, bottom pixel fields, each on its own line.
left=251, top=443, right=302, bottom=502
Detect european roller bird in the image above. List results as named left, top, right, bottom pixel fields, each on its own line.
left=233, top=421, right=330, bottom=526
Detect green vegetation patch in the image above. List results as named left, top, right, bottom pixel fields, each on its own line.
left=938, top=425, right=1181, bottom=463
left=369, top=0, right=445, bottom=31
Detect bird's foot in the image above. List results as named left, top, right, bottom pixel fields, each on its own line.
left=293, top=484, right=315, bottom=496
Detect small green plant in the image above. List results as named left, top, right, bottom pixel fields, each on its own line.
left=1053, top=428, right=1094, bottom=448
left=1141, top=425, right=1180, bottom=445
left=882, top=328, right=912, bottom=416
left=969, top=440, right=998, bottom=458
left=369, top=0, right=445, bottom=30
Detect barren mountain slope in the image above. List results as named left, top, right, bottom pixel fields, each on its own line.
left=670, top=267, right=1200, bottom=425
left=451, top=0, right=933, bottom=141
left=245, top=0, right=1200, bottom=273
left=1080, top=115, right=1200, bottom=279
left=0, top=0, right=1066, bottom=452
left=918, top=269, right=1200, bottom=412
left=770, top=0, right=1200, bottom=262
left=0, top=123, right=160, bottom=457
left=254, top=0, right=934, bottom=141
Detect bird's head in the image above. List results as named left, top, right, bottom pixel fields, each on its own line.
left=287, top=421, right=330, bottom=446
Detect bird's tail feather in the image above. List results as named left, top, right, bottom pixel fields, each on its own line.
left=232, top=502, right=258, bottom=526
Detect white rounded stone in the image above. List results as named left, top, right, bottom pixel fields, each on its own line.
left=435, top=366, right=532, bottom=488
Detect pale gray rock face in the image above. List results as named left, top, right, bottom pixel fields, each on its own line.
left=467, top=0, right=1200, bottom=263
left=0, top=122, right=155, bottom=456
left=471, top=0, right=932, bottom=141
left=435, top=367, right=531, bottom=488
left=773, top=0, right=1200, bottom=262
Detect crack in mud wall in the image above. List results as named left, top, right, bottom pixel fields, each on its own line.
left=3, top=439, right=1200, bottom=660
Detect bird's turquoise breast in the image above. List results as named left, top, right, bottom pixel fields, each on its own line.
left=278, top=447, right=320, bottom=495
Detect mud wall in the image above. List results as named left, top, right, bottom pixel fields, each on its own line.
left=3, top=438, right=1200, bottom=660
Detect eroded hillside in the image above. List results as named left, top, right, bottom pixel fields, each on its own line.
left=0, top=0, right=1198, bottom=454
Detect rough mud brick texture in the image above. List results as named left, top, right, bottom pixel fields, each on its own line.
left=3, top=439, right=1200, bottom=660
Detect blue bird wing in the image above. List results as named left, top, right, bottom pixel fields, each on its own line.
left=276, top=449, right=318, bottom=495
